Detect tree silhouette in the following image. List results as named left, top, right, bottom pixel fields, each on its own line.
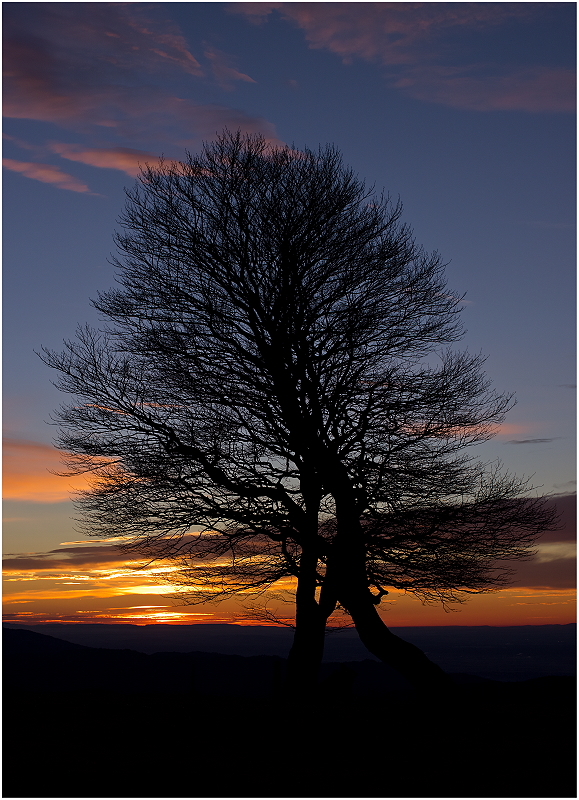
left=41, top=130, right=556, bottom=692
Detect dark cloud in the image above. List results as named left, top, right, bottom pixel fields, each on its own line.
left=4, top=498, right=574, bottom=601
left=505, top=438, right=559, bottom=445
left=3, top=544, right=128, bottom=572
left=539, top=494, right=576, bottom=542
left=508, top=557, right=576, bottom=590
left=493, top=494, right=575, bottom=588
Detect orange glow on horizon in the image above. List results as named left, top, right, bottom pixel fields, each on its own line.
left=3, top=576, right=575, bottom=628
left=4, top=529, right=575, bottom=627
left=3, top=442, right=575, bottom=627
left=3, top=438, right=109, bottom=502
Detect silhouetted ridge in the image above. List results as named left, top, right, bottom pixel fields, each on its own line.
left=3, top=626, right=93, bottom=654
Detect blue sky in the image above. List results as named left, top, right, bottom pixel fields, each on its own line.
left=3, top=2, right=575, bottom=626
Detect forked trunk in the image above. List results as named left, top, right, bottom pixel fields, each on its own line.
left=284, top=548, right=327, bottom=696
left=339, top=588, right=452, bottom=690
left=327, top=490, right=452, bottom=690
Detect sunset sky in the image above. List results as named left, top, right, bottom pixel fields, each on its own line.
left=3, top=2, right=575, bottom=628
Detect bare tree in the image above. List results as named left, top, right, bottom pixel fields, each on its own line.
left=41, top=131, right=556, bottom=692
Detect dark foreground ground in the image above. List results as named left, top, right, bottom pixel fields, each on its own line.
left=3, top=626, right=576, bottom=798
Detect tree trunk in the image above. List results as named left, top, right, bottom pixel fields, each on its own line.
left=338, top=588, right=452, bottom=690
left=326, top=482, right=452, bottom=690
left=285, top=606, right=327, bottom=696
left=284, top=548, right=327, bottom=696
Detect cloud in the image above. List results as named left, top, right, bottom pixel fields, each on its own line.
left=3, top=4, right=279, bottom=146
left=493, top=423, right=532, bottom=437
left=2, top=544, right=129, bottom=573
left=492, top=494, right=576, bottom=589
left=2, top=158, right=90, bottom=193
left=3, top=495, right=573, bottom=626
left=232, top=3, right=575, bottom=113
left=533, top=542, right=576, bottom=564
left=204, top=46, right=257, bottom=90
left=123, top=13, right=203, bottom=77
left=2, top=438, right=98, bottom=502
left=398, top=65, right=576, bottom=113
left=4, top=3, right=203, bottom=86
left=2, top=133, right=45, bottom=156
left=49, top=143, right=161, bottom=178
left=505, top=438, right=559, bottom=445
left=509, top=555, right=576, bottom=590
left=245, top=2, right=530, bottom=65
left=538, top=494, right=576, bottom=543
left=2, top=538, right=194, bottom=622
left=2, top=607, right=218, bottom=625
left=553, top=480, right=577, bottom=490
left=230, top=3, right=283, bottom=23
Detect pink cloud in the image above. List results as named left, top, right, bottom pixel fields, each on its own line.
left=204, top=46, right=257, bottom=90
left=49, top=144, right=161, bottom=178
left=232, top=2, right=532, bottom=64
left=170, top=99, right=280, bottom=145
left=2, top=158, right=90, bottom=193
left=3, top=4, right=279, bottom=144
left=231, top=3, right=283, bottom=23
left=231, top=3, right=574, bottom=113
left=492, top=423, right=533, bottom=438
left=2, top=438, right=110, bottom=501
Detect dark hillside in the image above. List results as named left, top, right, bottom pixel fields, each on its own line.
left=4, top=625, right=93, bottom=653
left=3, top=627, right=576, bottom=798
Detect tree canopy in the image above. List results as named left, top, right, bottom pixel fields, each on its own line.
left=41, top=131, right=556, bottom=689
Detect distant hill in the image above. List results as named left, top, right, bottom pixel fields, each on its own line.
left=3, top=621, right=575, bottom=681
left=3, top=626, right=412, bottom=695
left=4, top=625, right=93, bottom=653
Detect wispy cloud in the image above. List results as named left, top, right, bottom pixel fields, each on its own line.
left=505, top=438, right=560, bottom=445
left=553, top=480, right=577, bottom=490
left=2, top=544, right=129, bottom=573
left=3, top=4, right=279, bottom=150
left=3, top=495, right=574, bottom=625
left=2, top=538, right=230, bottom=625
left=2, top=158, right=90, bottom=193
left=204, top=46, right=257, bottom=90
left=493, top=423, right=532, bottom=437
left=49, top=143, right=161, bottom=178
left=232, top=3, right=575, bottom=113
left=391, top=65, right=575, bottom=113
left=2, top=438, right=95, bottom=502
left=533, top=542, right=576, bottom=564
left=234, top=2, right=530, bottom=64
left=2, top=608, right=215, bottom=625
